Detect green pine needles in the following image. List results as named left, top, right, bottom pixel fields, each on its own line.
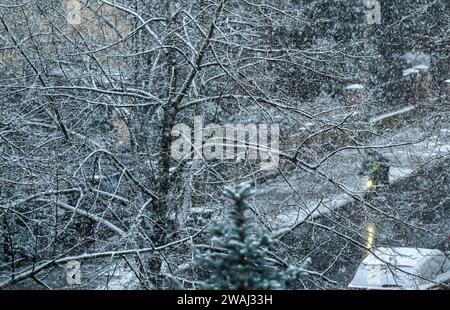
left=197, top=182, right=307, bottom=290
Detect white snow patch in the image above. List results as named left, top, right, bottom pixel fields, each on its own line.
left=418, top=270, right=450, bottom=290
left=189, top=207, right=215, bottom=214
left=274, top=194, right=354, bottom=228
left=389, top=167, right=415, bottom=183
left=363, top=247, right=443, bottom=267
left=96, top=266, right=139, bottom=290
left=369, top=106, right=415, bottom=124
left=403, top=68, right=419, bottom=77
left=413, top=64, right=429, bottom=71
left=437, top=145, right=450, bottom=153
left=413, top=143, right=450, bottom=158
left=346, top=84, right=364, bottom=90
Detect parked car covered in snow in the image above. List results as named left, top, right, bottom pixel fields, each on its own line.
left=348, top=247, right=450, bottom=290
left=418, top=270, right=450, bottom=290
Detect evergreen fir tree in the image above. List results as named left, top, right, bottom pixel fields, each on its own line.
left=197, top=182, right=308, bottom=290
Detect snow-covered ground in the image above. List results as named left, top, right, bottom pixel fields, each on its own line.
left=252, top=123, right=450, bottom=229
left=96, top=264, right=139, bottom=290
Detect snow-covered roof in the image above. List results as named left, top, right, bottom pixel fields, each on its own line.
left=363, top=247, right=443, bottom=268
left=345, top=84, right=364, bottom=90
left=403, top=68, right=419, bottom=77
left=413, top=64, right=429, bottom=71
left=444, top=79, right=450, bottom=83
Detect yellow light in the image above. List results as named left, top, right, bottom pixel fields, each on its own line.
left=366, top=180, right=377, bottom=190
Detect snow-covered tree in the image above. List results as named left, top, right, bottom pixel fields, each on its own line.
left=197, top=182, right=307, bottom=290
